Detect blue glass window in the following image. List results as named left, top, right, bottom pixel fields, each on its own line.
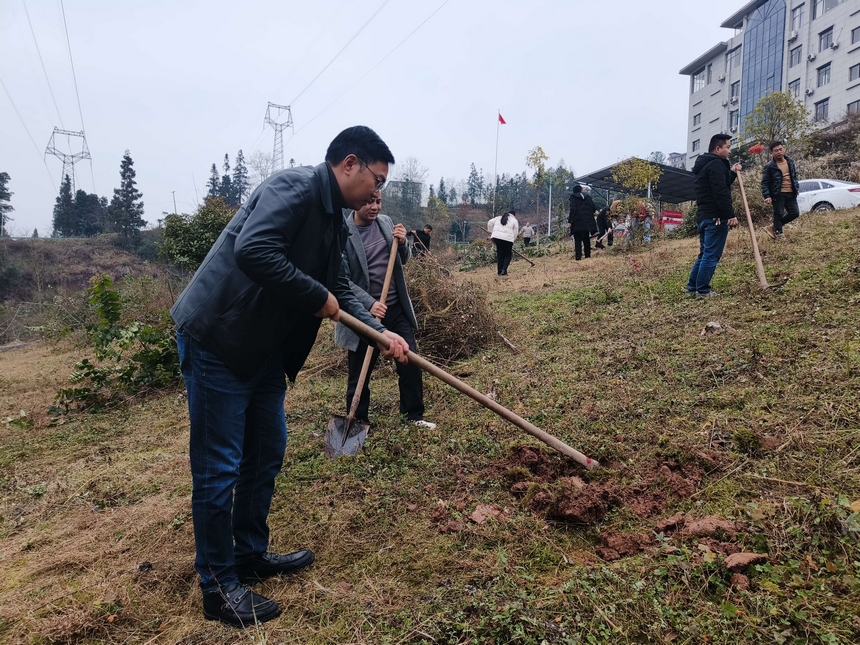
left=740, top=0, right=786, bottom=129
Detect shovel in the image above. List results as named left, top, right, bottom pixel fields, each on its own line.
left=324, top=240, right=400, bottom=458
left=337, top=311, right=600, bottom=470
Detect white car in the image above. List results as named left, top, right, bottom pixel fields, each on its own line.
left=796, top=179, right=860, bottom=213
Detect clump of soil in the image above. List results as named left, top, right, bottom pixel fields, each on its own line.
left=548, top=483, right=622, bottom=524
left=596, top=531, right=655, bottom=561
left=507, top=446, right=554, bottom=480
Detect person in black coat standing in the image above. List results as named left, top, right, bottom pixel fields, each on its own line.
left=567, top=185, right=598, bottom=260
left=685, top=133, right=743, bottom=299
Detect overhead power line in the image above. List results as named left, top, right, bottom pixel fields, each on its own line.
left=22, top=0, right=65, bottom=129
left=294, top=0, right=451, bottom=136
left=0, top=77, right=58, bottom=191
left=288, top=0, right=392, bottom=105
left=58, top=0, right=95, bottom=192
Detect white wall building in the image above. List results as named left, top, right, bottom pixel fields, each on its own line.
left=679, top=0, right=860, bottom=169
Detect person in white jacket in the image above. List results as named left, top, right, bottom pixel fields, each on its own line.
left=487, top=210, right=519, bottom=276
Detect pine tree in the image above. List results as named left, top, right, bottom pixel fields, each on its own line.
left=219, top=153, right=235, bottom=207
left=467, top=163, right=481, bottom=206
left=438, top=177, right=447, bottom=205
left=232, top=149, right=250, bottom=205
left=52, top=175, right=75, bottom=237
left=429, top=184, right=435, bottom=199
left=107, top=150, right=146, bottom=237
left=0, top=171, right=13, bottom=236
left=74, top=190, right=107, bottom=237
left=32, top=228, right=39, bottom=238
left=207, top=163, right=221, bottom=198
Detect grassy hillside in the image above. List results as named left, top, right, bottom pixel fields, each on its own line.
left=1, top=210, right=858, bottom=644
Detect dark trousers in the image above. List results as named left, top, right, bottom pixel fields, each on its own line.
left=773, top=192, right=800, bottom=234
left=346, top=302, right=424, bottom=422
left=572, top=231, right=591, bottom=260
left=178, top=332, right=287, bottom=593
left=494, top=239, right=513, bottom=275
left=523, top=237, right=532, bottom=247
left=597, top=221, right=613, bottom=246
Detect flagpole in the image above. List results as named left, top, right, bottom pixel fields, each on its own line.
left=493, top=110, right=501, bottom=217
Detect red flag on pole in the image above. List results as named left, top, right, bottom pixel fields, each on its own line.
left=498, top=113, right=506, bottom=124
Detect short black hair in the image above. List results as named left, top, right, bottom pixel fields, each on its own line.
left=572, top=184, right=583, bottom=193
left=423, top=224, right=433, bottom=231
left=769, top=141, right=784, bottom=151
left=708, top=134, right=732, bottom=152
left=325, top=126, right=395, bottom=166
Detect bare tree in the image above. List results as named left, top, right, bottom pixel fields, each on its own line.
left=248, top=151, right=275, bottom=187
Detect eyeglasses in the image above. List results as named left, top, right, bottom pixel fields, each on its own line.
left=356, top=157, right=387, bottom=190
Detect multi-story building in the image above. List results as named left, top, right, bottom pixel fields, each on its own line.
left=679, top=0, right=860, bottom=169
left=666, top=152, right=688, bottom=169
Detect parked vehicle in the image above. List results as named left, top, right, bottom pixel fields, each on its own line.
left=796, top=179, right=860, bottom=213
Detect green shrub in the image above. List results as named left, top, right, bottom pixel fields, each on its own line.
left=160, top=197, right=235, bottom=272
left=54, top=274, right=179, bottom=412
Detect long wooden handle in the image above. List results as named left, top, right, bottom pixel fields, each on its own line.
left=346, top=241, right=401, bottom=425
left=339, top=311, right=599, bottom=470
left=736, top=172, right=769, bottom=289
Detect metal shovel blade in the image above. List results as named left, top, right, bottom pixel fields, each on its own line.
left=324, top=415, right=369, bottom=458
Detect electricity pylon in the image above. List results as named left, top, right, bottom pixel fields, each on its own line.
left=45, top=127, right=91, bottom=193
left=264, top=103, right=293, bottom=171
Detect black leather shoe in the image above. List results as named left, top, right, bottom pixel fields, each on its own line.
left=235, top=550, right=315, bottom=584
left=202, top=583, right=281, bottom=627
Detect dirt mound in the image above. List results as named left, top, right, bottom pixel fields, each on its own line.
left=500, top=446, right=712, bottom=526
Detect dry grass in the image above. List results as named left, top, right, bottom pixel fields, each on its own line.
left=1, top=209, right=859, bottom=644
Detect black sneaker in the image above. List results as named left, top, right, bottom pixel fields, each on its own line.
left=202, top=583, right=281, bottom=627
left=235, top=550, right=315, bottom=585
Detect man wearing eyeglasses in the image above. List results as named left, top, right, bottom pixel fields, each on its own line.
left=171, top=126, right=409, bottom=628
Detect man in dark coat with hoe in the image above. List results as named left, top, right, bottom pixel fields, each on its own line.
left=171, top=126, right=409, bottom=627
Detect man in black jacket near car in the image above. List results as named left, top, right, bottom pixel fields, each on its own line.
left=170, top=126, right=409, bottom=628
left=685, top=134, right=743, bottom=299
left=760, top=141, right=800, bottom=239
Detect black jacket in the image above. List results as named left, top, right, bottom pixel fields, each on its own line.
left=170, top=163, right=385, bottom=380
left=692, top=153, right=736, bottom=222
left=761, top=156, right=799, bottom=199
left=568, top=193, right=598, bottom=233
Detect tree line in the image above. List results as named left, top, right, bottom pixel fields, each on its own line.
left=51, top=150, right=145, bottom=239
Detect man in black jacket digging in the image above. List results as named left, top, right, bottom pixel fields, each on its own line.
left=171, top=126, right=409, bottom=627
left=760, top=141, right=800, bottom=240
left=685, top=133, right=743, bottom=299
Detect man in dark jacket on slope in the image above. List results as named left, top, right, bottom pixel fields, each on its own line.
left=567, top=185, right=598, bottom=260
left=760, top=141, right=800, bottom=239
left=170, top=126, right=409, bottom=627
left=685, top=133, right=743, bottom=299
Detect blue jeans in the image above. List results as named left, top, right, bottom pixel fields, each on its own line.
left=686, top=218, right=729, bottom=295
left=177, top=332, right=288, bottom=593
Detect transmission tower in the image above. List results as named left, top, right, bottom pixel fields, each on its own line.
left=264, top=102, right=293, bottom=171
left=45, top=127, right=91, bottom=193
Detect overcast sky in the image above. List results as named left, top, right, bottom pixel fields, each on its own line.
left=1, top=0, right=740, bottom=235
